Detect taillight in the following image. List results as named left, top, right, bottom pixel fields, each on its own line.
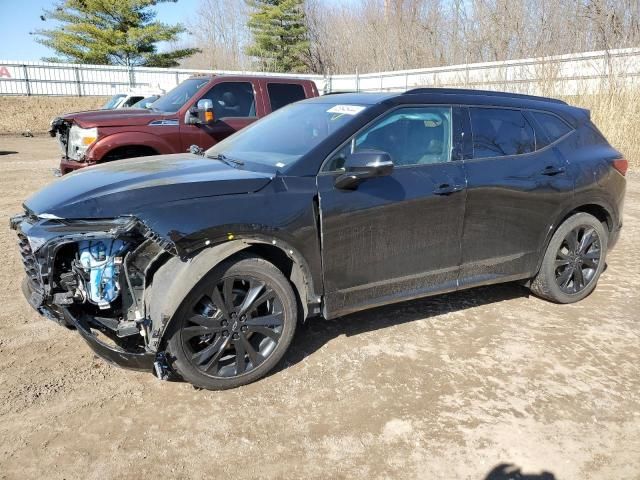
left=612, top=158, right=628, bottom=176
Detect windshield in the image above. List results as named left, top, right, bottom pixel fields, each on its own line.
left=151, top=78, right=209, bottom=113
left=101, top=94, right=126, bottom=109
left=206, top=102, right=368, bottom=169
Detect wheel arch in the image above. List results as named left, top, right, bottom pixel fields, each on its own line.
left=102, top=144, right=159, bottom=162
left=87, top=131, right=173, bottom=162
left=144, top=237, right=320, bottom=352
left=533, top=200, right=614, bottom=276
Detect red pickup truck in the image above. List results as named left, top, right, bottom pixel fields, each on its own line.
left=50, top=75, right=319, bottom=174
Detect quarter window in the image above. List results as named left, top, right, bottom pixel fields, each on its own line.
left=324, top=106, right=452, bottom=171
left=267, top=83, right=307, bottom=111
left=470, top=108, right=535, bottom=158
left=200, top=82, right=256, bottom=118
left=531, top=111, right=572, bottom=144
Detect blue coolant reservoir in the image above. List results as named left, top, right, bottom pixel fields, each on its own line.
left=78, top=239, right=129, bottom=308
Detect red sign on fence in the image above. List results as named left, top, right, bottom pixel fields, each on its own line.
left=0, top=67, right=11, bottom=78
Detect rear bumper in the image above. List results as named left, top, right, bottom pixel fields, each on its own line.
left=22, top=277, right=155, bottom=372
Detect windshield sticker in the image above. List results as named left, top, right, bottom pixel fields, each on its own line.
left=327, top=105, right=365, bottom=115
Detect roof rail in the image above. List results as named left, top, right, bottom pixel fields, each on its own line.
left=404, top=87, right=567, bottom=105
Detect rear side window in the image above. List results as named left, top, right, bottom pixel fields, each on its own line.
left=267, top=83, right=306, bottom=111
left=470, top=108, right=535, bottom=158
left=531, top=111, right=572, bottom=144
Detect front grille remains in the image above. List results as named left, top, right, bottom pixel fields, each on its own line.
left=17, top=232, right=43, bottom=288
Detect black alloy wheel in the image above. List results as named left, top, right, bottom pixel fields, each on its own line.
left=554, top=225, right=602, bottom=294
left=183, top=276, right=283, bottom=377
left=166, top=255, right=297, bottom=390
left=530, top=212, right=608, bottom=303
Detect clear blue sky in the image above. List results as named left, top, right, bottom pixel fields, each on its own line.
left=0, top=0, right=199, bottom=61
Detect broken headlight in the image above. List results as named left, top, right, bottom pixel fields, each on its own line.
left=68, top=124, right=98, bottom=161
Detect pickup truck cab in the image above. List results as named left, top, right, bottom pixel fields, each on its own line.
left=50, top=75, right=319, bottom=174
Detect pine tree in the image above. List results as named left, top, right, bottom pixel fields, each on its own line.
left=245, top=0, right=310, bottom=73
left=35, top=0, right=199, bottom=67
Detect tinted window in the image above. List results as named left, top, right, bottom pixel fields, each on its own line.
left=268, top=83, right=306, bottom=111
left=122, top=96, right=144, bottom=107
left=324, top=106, right=452, bottom=171
left=531, top=111, right=572, bottom=144
left=470, top=108, right=535, bottom=158
left=201, top=82, right=256, bottom=118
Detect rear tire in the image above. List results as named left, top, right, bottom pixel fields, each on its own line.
left=530, top=212, right=607, bottom=303
left=166, top=255, right=297, bottom=390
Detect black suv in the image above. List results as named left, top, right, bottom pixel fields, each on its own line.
left=11, top=88, right=627, bottom=390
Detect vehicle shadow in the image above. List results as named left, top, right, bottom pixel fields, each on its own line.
left=0, top=151, right=18, bottom=155
left=278, top=282, right=530, bottom=373
left=484, top=463, right=557, bottom=479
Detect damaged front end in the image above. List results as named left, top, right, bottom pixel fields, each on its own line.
left=49, top=117, right=70, bottom=157
left=10, top=212, right=174, bottom=372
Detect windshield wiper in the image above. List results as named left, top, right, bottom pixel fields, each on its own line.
left=205, top=153, right=244, bottom=167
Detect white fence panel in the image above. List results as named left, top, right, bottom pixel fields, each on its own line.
left=1, top=48, right=639, bottom=97
left=0, top=60, right=327, bottom=96
left=328, top=48, right=640, bottom=96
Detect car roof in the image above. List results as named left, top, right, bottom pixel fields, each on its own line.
left=302, top=92, right=398, bottom=105
left=310, top=88, right=587, bottom=124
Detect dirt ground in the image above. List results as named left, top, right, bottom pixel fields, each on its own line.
left=0, top=135, right=638, bottom=480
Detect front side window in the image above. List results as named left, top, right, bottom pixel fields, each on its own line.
left=324, top=106, right=452, bottom=171
left=470, top=107, right=535, bottom=158
left=200, top=82, right=256, bottom=118
left=268, top=83, right=306, bottom=111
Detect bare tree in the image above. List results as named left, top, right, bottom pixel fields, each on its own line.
left=182, top=0, right=250, bottom=70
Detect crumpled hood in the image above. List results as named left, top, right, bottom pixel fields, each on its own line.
left=25, top=154, right=273, bottom=219
left=62, top=108, right=166, bottom=128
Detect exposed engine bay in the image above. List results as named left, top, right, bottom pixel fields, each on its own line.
left=11, top=213, right=174, bottom=365
left=76, top=239, right=129, bottom=307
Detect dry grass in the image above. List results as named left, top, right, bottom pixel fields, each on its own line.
left=563, top=87, right=640, bottom=168
left=0, top=96, right=106, bottom=135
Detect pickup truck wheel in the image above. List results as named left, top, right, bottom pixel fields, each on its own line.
left=166, top=255, right=297, bottom=390
left=530, top=212, right=607, bottom=303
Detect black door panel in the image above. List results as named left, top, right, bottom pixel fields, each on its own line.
left=318, top=161, right=466, bottom=317
left=318, top=105, right=468, bottom=317
left=460, top=107, right=574, bottom=286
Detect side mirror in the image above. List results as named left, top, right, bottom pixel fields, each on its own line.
left=196, top=99, right=215, bottom=126
left=335, top=151, right=394, bottom=190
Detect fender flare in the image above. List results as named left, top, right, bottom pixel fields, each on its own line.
left=87, top=131, right=176, bottom=162
left=144, top=238, right=319, bottom=352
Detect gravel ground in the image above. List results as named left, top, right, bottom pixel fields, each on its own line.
left=0, top=136, right=638, bottom=480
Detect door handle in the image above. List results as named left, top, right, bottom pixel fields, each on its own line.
left=433, top=183, right=464, bottom=195
left=541, top=165, right=566, bottom=176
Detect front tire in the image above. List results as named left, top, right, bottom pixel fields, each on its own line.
left=166, top=255, right=297, bottom=390
left=530, top=212, right=608, bottom=303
